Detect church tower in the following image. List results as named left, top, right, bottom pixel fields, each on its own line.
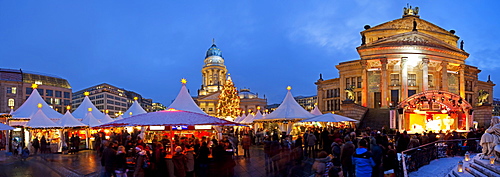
left=198, top=39, right=227, bottom=96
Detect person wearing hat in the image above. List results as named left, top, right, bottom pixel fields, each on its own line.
left=133, top=145, right=147, bottom=177
left=352, top=139, right=375, bottom=177
left=172, top=146, right=188, bottom=177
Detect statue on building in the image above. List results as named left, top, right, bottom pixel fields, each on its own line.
left=478, top=90, right=489, bottom=105
left=460, top=40, right=464, bottom=50
left=480, top=116, right=500, bottom=160
left=345, top=85, right=355, bottom=101
left=403, top=4, right=419, bottom=16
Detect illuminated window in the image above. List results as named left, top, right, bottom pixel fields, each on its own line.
left=7, top=87, right=17, bottom=94
left=8, top=98, right=14, bottom=107
left=390, top=74, right=399, bottom=86
left=408, top=74, right=417, bottom=86
left=357, top=77, right=362, bottom=88
left=428, top=75, right=434, bottom=88
left=346, top=78, right=350, bottom=88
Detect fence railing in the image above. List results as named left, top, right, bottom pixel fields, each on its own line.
left=399, top=138, right=479, bottom=177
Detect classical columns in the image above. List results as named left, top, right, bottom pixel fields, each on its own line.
left=441, top=61, right=449, bottom=91
left=361, top=60, right=368, bottom=107
left=401, top=57, right=408, bottom=100
left=422, top=58, right=429, bottom=92
left=380, top=58, right=388, bottom=108
left=459, top=64, right=465, bottom=98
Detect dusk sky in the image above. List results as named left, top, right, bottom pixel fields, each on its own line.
left=1, top=1, right=499, bottom=105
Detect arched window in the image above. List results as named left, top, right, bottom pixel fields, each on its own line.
left=8, top=98, right=15, bottom=107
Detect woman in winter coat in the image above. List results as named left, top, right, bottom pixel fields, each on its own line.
left=172, top=146, right=188, bottom=177
left=352, top=139, right=376, bottom=177
left=115, top=146, right=128, bottom=177
left=311, top=151, right=333, bottom=177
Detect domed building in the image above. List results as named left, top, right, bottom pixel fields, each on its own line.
left=196, top=40, right=267, bottom=116
left=316, top=6, right=495, bottom=132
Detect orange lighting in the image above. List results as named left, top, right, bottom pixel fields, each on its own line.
left=287, top=86, right=292, bottom=90
left=84, top=92, right=90, bottom=96
left=88, top=108, right=92, bottom=112
left=129, top=112, right=133, bottom=115
left=134, top=97, right=138, bottom=101
left=105, top=109, right=109, bottom=114
left=166, top=108, right=179, bottom=112
left=181, top=78, right=187, bottom=84
left=257, top=106, right=261, bottom=110
left=66, top=105, right=71, bottom=110
left=37, top=103, right=42, bottom=109
left=31, top=83, right=38, bottom=89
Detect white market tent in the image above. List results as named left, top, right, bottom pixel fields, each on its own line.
left=115, top=115, right=124, bottom=120
left=168, top=80, right=207, bottom=115
left=81, top=112, right=102, bottom=127
left=261, top=87, right=314, bottom=121
left=57, top=111, right=86, bottom=128
left=240, top=113, right=255, bottom=124
left=0, top=123, right=14, bottom=130
left=72, top=95, right=105, bottom=120
left=253, top=111, right=264, bottom=121
left=310, top=106, right=323, bottom=116
left=236, top=114, right=247, bottom=123
left=100, top=114, right=114, bottom=124
left=25, top=109, right=61, bottom=128
left=233, top=115, right=242, bottom=123
left=300, top=113, right=358, bottom=123
left=123, top=99, right=147, bottom=118
left=11, top=89, right=63, bottom=120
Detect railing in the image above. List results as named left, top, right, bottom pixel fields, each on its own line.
left=399, top=138, right=479, bottom=177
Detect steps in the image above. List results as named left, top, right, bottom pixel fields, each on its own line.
left=446, top=154, right=500, bottom=177
left=359, top=108, right=390, bottom=129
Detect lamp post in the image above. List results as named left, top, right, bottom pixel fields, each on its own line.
left=457, top=160, right=463, bottom=173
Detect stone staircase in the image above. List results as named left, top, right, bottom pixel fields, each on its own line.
left=358, top=108, right=390, bottom=130
left=447, top=155, right=500, bottom=177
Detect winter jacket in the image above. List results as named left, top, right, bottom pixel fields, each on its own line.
left=340, top=141, right=355, bottom=166
left=312, top=155, right=333, bottom=177
left=352, top=147, right=375, bottom=177
left=172, top=153, right=188, bottom=177
left=307, top=134, right=317, bottom=146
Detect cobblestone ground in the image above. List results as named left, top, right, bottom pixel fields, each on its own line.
left=0, top=145, right=314, bottom=177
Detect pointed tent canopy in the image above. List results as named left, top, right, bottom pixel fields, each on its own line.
left=253, top=111, right=264, bottom=120
left=261, top=86, right=314, bottom=121
left=235, top=114, right=247, bottom=123
left=240, top=113, right=255, bottom=124
left=0, top=123, right=14, bottom=130
left=81, top=112, right=102, bottom=127
left=310, top=106, right=323, bottom=116
left=233, top=115, right=242, bottom=123
left=57, top=111, right=87, bottom=128
left=100, top=114, right=114, bottom=124
left=115, top=115, right=124, bottom=120
left=168, top=79, right=207, bottom=115
left=11, top=89, right=63, bottom=119
left=299, top=113, right=358, bottom=123
left=99, top=109, right=243, bottom=127
left=26, top=109, right=61, bottom=128
left=123, top=99, right=147, bottom=118
left=73, top=95, right=105, bottom=119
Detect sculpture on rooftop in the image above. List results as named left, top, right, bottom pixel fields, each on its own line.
left=345, top=85, right=355, bottom=101
left=478, top=90, right=489, bottom=105
left=403, top=4, right=419, bottom=16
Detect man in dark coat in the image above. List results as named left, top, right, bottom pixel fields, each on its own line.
left=340, top=136, right=355, bottom=177
left=101, top=141, right=117, bottom=177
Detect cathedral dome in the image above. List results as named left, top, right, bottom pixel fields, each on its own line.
left=206, top=44, right=223, bottom=58
left=239, top=88, right=258, bottom=99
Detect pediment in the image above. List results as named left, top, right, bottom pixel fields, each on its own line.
left=366, top=16, right=452, bottom=35
left=197, top=91, right=220, bottom=101
left=363, top=31, right=466, bottom=54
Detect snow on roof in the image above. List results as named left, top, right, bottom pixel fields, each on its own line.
left=57, top=111, right=86, bottom=128
left=25, top=109, right=61, bottom=128
left=263, top=88, right=314, bottom=120
left=81, top=112, right=102, bottom=127
left=123, top=100, right=147, bottom=118
left=168, top=82, right=207, bottom=115
left=11, top=89, right=63, bottom=119
left=310, top=106, right=323, bottom=116
left=72, top=96, right=105, bottom=119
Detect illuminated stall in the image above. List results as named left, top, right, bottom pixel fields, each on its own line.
left=397, top=90, right=473, bottom=133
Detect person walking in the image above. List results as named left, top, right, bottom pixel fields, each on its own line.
left=307, top=132, right=317, bottom=158
left=172, top=146, right=187, bottom=177
left=115, top=146, right=128, bottom=177
left=101, top=142, right=117, bottom=177
left=241, top=134, right=251, bottom=158
left=340, top=136, right=355, bottom=177
left=311, top=151, right=333, bottom=177
left=32, top=137, right=40, bottom=155
left=352, top=139, right=376, bottom=177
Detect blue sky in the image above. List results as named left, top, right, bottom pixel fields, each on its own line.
left=1, top=1, right=499, bottom=105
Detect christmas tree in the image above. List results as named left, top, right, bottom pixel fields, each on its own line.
left=216, top=74, right=241, bottom=119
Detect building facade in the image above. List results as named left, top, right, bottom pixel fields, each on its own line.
left=0, top=68, right=72, bottom=114
left=316, top=7, right=495, bottom=131
left=72, top=83, right=153, bottom=117
left=195, top=41, right=267, bottom=116
left=294, top=95, right=318, bottom=111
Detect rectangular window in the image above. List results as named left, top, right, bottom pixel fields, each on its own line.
left=465, top=80, right=473, bottom=91
left=107, top=100, right=114, bottom=104
left=408, top=74, right=417, bottom=86
left=115, top=102, right=120, bottom=105
left=37, top=89, right=43, bottom=95
left=7, top=87, right=17, bottom=94
left=390, top=74, right=399, bottom=86
left=391, top=90, right=399, bottom=105
left=346, top=78, right=350, bottom=89
left=45, top=98, right=52, bottom=104
left=357, top=91, right=362, bottom=103
left=107, top=95, right=114, bottom=99
left=64, top=100, right=70, bottom=105
left=428, top=75, right=434, bottom=88
left=26, top=87, right=33, bottom=94
left=107, top=106, right=114, bottom=110
left=408, top=90, right=417, bottom=97
left=64, top=92, right=70, bottom=98
left=96, top=94, right=104, bottom=99
left=357, top=77, right=362, bottom=88
left=54, top=99, right=61, bottom=105
left=46, top=90, right=53, bottom=96
left=208, top=108, right=213, bottom=112
left=55, top=91, right=62, bottom=97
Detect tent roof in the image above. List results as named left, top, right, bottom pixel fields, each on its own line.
left=11, top=89, right=63, bottom=119
left=116, top=115, right=124, bottom=120
left=72, top=96, right=105, bottom=119
left=57, top=111, right=87, bottom=128
left=99, top=109, right=242, bottom=127
left=310, top=107, right=323, bottom=116
left=100, top=114, right=114, bottom=124
left=168, top=82, right=207, bottom=115
left=240, top=113, right=255, bottom=124
left=25, top=109, right=61, bottom=128
left=262, top=89, right=314, bottom=121
left=123, top=100, right=147, bottom=118
left=299, top=113, right=358, bottom=123
left=253, top=111, right=264, bottom=120
left=0, top=123, right=14, bottom=130
left=81, top=112, right=102, bottom=127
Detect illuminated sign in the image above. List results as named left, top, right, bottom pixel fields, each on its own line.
left=149, top=126, right=165, bottom=130
left=172, top=125, right=188, bottom=130
left=194, top=125, right=212, bottom=130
